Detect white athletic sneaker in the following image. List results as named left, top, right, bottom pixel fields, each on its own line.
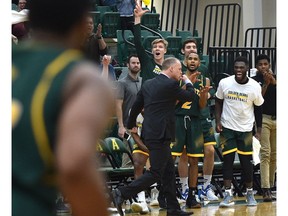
left=140, top=202, right=149, bottom=214
left=149, top=199, right=159, bottom=206
left=181, top=188, right=189, bottom=200
left=219, top=189, right=235, bottom=207
left=246, top=189, right=257, bottom=206
left=131, top=202, right=149, bottom=214
left=200, top=184, right=219, bottom=201
left=177, top=197, right=186, bottom=204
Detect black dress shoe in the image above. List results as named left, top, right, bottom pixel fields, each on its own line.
left=111, top=189, right=124, bottom=216
left=167, top=209, right=193, bottom=216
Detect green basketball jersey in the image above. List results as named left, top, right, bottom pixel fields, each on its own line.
left=175, top=76, right=206, bottom=117
left=181, top=64, right=214, bottom=119
left=12, top=44, right=83, bottom=216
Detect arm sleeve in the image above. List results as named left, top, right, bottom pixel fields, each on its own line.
left=254, top=104, right=263, bottom=128
left=98, top=45, right=108, bottom=56
left=133, top=24, right=151, bottom=66
left=115, top=81, right=125, bottom=99
left=174, top=82, right=197, bottom=102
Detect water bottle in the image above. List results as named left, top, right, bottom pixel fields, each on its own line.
left=151, top=186, right=159, bottom=201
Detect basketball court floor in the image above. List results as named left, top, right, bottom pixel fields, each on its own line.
left=58, top=194, right=276, bottom=216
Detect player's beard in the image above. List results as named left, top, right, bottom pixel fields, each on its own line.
left=187, top=66, right=198, bottom=73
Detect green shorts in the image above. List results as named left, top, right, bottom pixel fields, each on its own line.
left=220, top=127, right=253, bottom=156
left=171, top=115, right=204, bottom=158
left=201, top=118, right=217, bottom=146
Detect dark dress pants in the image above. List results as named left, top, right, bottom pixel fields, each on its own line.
left=118, top=140, right=180, bottom=210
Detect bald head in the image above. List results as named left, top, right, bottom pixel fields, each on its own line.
left=162, top=57, right=181, bottom=70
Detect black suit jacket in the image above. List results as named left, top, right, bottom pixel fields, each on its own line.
left=127, top=74, right=197, bottom=142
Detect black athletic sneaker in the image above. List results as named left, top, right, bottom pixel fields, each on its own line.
left=186, top=189, right=201, bottom=208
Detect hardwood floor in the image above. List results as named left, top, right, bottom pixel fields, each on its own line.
left=109, top=196, right=276, bottom=216
left=57, top=193, right=276, bottom=216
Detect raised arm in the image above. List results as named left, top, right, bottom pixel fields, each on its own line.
left=198, top=86, right=211, bottom=109
left=133, top=1, right=151, bottom=64
left=134, top=1, right=149, bottom=25
left=96, top=23, right=107, bottom=54
left=101, top=54, right=111, bottom=80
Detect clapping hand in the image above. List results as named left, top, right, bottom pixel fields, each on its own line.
left=102, top=55, right=111, bottom=66
left=263, top=69, right=276, bottom=85
left=96, top=23, right=102, bottom=38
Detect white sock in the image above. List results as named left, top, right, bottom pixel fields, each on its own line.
left=137, top=191, right=146, bottom=202
left=179, top=177, right=188, bottom=193
left=151, top=183, right=157, bottom=187
left=203, top=175, right=212, bottom=189
left=247, top=187, right=253, bottom=192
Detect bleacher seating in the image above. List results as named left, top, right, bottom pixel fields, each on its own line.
left=99, top=137, right=135, bottom=189
left=158, top=30, right=172, bottom=39
left=101, top=12, right=120, bottom=38
left=141, top=13, right=160, bottom=31
left=165, top=36, right=182, bottom=59
left=104, top=137, right=134, bottom=168
left=96, top=139, right=118, bottom=169
left=96, top=5, right=112, bottom=19
left=140, top=30, right=154, bottom=41
left=116, top=30, right=138, bottom=66
left=126, top=36, right=138, bottom=56
left=90, top=11, right=101, bottom=31
left=96, top=138, right=131, bottom=191
left=176, top=29, right=193, bottom=43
